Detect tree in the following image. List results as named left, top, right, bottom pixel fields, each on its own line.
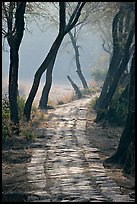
left=68, top=30, right=88, bottom=89
left=24, top=2, right=85, bottom=120
left=39, top=2, right=105, bottom=108
left=105, top=51, right=135, bottom=176
left=2, top=2, right=26, bottom=134
left=95, top=3, right=135, bottom=122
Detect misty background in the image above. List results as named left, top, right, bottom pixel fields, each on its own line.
left=2, top=19, right=109, bottom=104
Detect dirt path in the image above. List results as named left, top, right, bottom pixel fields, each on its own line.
left=2, top=96, right=134, bottom=202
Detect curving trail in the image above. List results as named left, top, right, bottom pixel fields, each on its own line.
left=27, top=96, right=133, bottom=202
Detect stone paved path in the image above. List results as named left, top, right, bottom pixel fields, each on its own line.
left=26, top=96, right=134, bottom=202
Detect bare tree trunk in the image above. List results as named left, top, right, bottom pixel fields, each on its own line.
left=67, top=75, right=82, bottom=99
left=24, top=34, right=64, bottom=118
left=8, top=2, right=26, bottom=134
left=38, top=56, right=57, bottom=109
left=68, top=31, right=88, bottom=89
left=96, top=22, right=134, bottom=122
left=95, top=8, right=123, bottom=111
left=9, top=47, right=19, bottom=133
left=105, top=51, right=135, bottom=175
left=24, top=2, right=85, bottom=120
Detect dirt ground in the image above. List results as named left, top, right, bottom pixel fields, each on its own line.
left=86, top=109, right=135, bottom=196
left=2, top=105, right=135, bottom=201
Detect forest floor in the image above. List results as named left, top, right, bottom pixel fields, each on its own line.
left=2, top=95, right=135, bottom=202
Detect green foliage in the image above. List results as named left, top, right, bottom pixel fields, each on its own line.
left=108, top=87, right=128, bottom=126
left=88, top=96, right=99, bottom=109
left=2, top=93, right=37, bottom=142
left=80, top=88, right=90, bottom=96
left=20, top=121, right=37, bottom=141
left=17, top=95, right=26, bottom=119
left=92, top=68, right=107, bottom=82
left=2, top=93, right=10, bottom=141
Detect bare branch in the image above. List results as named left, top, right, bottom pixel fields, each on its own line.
left=67, top=2, right=81, bottom=27
left=8, top=2, right=15, bottom=33
left=59, top=2, right=66, bottom=33
left=65, top=2, right=85, bottom=34
left=2, top=2, right=8, bottom=20
left=101, top=35, right=112, bottom=54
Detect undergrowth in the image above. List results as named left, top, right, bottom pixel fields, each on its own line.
left=2, top=93, right=38, bottom=143
left=89, top=86, right=128, bottom=126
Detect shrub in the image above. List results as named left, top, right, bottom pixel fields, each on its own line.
left=2, top=93, right=10, bottom=141
left=88, top=96, right=99, bottom=110
left=92, top=68, right=107, bottom=82
left=108, top=87, right=128, bottom=126
left=17, top=95, right=26, bottom=119
left=2, top=93, right=37, bottom=142
left=80, top=88, right=91, bottom=96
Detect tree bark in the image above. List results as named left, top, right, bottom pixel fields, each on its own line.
left=8, top=2, right=26, bottom=134
left=96, top=22, right=134, bottom=122
left=105, top=51, right=135, bottom=174
left=24, top=2, right=85, bottom=120
left=38, top=42, right=63, bottom=109
left=95, top=8, right=123, bottom=112
left=67, top=75, right=82, bottom=99
left=38, top=4, right=86, bottom=111
left=24, top=34, right=64, bottom=118
left=9, top=47, right=19, bottom=131
left=68, top=31, right=89, bottom=89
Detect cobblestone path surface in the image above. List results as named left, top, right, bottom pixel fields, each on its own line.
left=27, top=96, right=133, bottom=202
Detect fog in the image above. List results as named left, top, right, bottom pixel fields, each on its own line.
left=2, top=18, right=109, bottom=104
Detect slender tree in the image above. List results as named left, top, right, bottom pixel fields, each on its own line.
left=24, top=2, right=85, bottom=119
left=39, top=2, right=104, bottom=109
left=2, top=2, right=26, bottom=134
left=68, top=30, right=88, bottom=89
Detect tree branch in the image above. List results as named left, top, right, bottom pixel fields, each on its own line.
left=67, top=2, right=81, bottom=27
left=65, top=2, right=85, bottom=34
left=59, top=2, right=66, bottom=33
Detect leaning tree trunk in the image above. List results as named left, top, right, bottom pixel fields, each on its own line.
left=105, top=51, right=135, bottom=174
left=96, top=22, right=134, bottom=122
left=24, top=2, right=85, bottom=120
left=8, top=2, right=26, bottom=134
left=24, top=34, right=64, bottom=119
left=38, top=53, right=59, bottom=109
left=68, top=31, right=88, bottom=89
left=67, top=75, right=82, bottom=99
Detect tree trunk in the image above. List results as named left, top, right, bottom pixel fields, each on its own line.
left=24, top=2, right=85, bottom=120
left=67, top=75, right=82, bottom=99
left=24, top=34, right=64, bottom=119
left=96, top=22, right=134, bottom=122
left=39, top=57, right=56, bottom=109
left=105, top=51, right=135, bottom=174
left=68, top=31, right=88, bottom=89
left=8, top=2, right=26, bottom=134
left=9, top=47, right=19, bottom=133
left=95, top=8, right=123, bottom=111
left=123, top=135, right=135, bottom=176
